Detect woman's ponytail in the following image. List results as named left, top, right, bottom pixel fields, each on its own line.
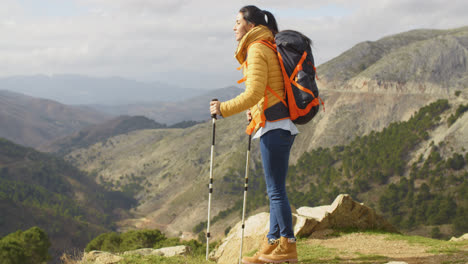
left=239, top=5, right=279, bottom=35
left=262, top=10, right=278, bottom=35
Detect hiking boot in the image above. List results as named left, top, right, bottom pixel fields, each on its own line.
left=242, top=237, right=279, bottom=264
left=259, top=236, right=298, bottom=263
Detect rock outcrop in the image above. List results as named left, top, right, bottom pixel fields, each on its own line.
left=212, top=194, right=397, bottom=264
left=450, top=233, right=468, bottom=242
left=82, top=245, right=190, bottom=264
left=83, top=251, right=123, bottom=264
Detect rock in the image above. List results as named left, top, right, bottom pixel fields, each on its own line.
left=293, top=213, right=319, bottom=237
left=385, top=262, right=408, bottom=264
left=450, top=233, right=468, bottom=242
left=319, top=194, right=397, bottom=233
left=83, top=251, right=123, bottom=264
left=82, top=246, right=191, bottom=263
left=295, top=194, right=397, bottom=236
left=213, top=194, right=398, bottom=263
left=123, top=245, right=191, bottom=257
left=212, top=212, right=270, bottom=264
left=296, top=205, right=332, bottom=222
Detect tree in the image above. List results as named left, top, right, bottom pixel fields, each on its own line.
left=447, top=153, right=465, bottom=170
left=0, top=239, right=27, bottom=264
left=0, top=227, right=51, bottom=264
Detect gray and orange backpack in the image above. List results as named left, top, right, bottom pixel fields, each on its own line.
left=241, top=30, right=324, bottom=135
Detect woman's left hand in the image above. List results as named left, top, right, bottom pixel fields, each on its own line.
left=210, top=100, right=221, bottom=116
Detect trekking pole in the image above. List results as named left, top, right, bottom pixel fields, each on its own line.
left=239, top=131, right=252, bottom=264
left=206, top=98, right=218, bottom=260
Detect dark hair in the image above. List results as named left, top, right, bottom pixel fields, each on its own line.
left=239, top=5, right=279, bottom=35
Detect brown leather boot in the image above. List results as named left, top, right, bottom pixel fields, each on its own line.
left=242, top=237, right=279, bottom=264
left=259, top=236, right=298, bottom=263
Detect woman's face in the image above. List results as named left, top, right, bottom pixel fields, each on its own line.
left=233, top=12, right=254, bottom=41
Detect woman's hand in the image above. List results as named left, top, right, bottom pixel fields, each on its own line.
left=246, top=109, right=252, bottom=122
left=210, top=100, right=221, bottom=117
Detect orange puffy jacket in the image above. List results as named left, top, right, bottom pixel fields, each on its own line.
left=220, top=25, right=288, bottom=134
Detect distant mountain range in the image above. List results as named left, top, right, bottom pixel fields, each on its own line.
left=0, top=74, right=204, bottom=105
left=87, top=86, right=243, bottom=125
left=0, top=90, right=109, bottom=147
left=0, top=86, right=242, bottom=147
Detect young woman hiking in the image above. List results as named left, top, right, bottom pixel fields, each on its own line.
left=209, top=5, right=298, bottom=264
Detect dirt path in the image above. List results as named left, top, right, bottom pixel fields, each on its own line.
left=305, top=233, right=468, bottom=264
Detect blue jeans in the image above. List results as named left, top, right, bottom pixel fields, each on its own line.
left=260, top=129, right=296, bottom=239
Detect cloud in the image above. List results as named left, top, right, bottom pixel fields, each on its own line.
left=0, top=0, right=467, bottom=89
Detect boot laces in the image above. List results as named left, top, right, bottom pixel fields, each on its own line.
left=254, top=239, right=278, bottom=257
left=272, top=238, right=294, bottom=254
left=272, top=242, right=287, bottom=254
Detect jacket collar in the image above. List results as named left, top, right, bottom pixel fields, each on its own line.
left=234, top=25, right=275, bottom=64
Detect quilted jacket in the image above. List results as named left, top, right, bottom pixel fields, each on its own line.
left=220, top=25, right=286, bottom=133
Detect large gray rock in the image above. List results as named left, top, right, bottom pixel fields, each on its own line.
left=297, top=194, right=397, bottom=234
left=211, top=212, right=270, bottom=264
left=82, top=245, right=190, bottom=263
left=123, top=245, right=190, bottom=257
left=213, top=194, right=397, bottom=264
left=83, top=251, right=123, bottom=264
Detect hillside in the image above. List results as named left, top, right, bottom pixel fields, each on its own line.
left=87, top=86, right=243, bottom=125
left=286, top=100, right=468, bottom=237
left=63, top=26, right=468, bottom=241
left=0, top=90, right=110, bottom=147
left=0, top=138, right=135, bottom=262
left=318, top=26, right=468, bottom=91
left=40, top=115, right=167, bottom=154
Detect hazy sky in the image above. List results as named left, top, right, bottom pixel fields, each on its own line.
left=1, top=0, right=467, bottom=89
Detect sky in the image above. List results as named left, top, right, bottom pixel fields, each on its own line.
left=1, top=0, right=467, bottom=89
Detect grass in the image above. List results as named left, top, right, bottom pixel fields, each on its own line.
left=77, top=231, right=468, bottom=264
left=297, top=241, right=341, bottom=263
left=353, top=252, right=389, bottom=262
left=117, top=255, right=213, bottom=264
left=385, top=233, right=467, bottom=254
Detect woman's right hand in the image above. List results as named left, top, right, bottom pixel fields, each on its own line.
left=246, top=109, right=252, bottom=122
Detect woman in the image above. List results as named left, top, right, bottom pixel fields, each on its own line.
left=209, top=5, right=298, bottom=264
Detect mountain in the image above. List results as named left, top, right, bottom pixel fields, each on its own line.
left=47, top=26, right=468, bottom=241
left=0, top=74, right=204, bottom=105
left=318, top=26, right=468, bottom=92
left=39, top=115, right=167, bottom=154
left=87, top=86, right=244, bottom=125
left=0, top=90, right=110, bottom=147
left=0, top=138, right=135, bottom=262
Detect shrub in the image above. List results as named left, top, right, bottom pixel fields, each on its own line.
left=85, top=232, right=121, bottom=253
left=0, top=227, right=51, bottom=264
left=447, top=153, right=466, bottom=170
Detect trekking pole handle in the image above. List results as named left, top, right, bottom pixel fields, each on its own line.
left=211, top=98, right=218, bottom=119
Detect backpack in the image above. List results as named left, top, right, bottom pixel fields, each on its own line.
left=254, top=30, right=324, bottom=125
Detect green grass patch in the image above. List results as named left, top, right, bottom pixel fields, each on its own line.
left=118, top=254, right=213, bottom=264
left=385, top=233, right=466, bottom=254
left=328, top=228, right=396, bottom=237
left=354, top=252, right=389, bottom=262
left=442, top=259, right=468, bottom=264
left=297, top=240, right=341, bottom=263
